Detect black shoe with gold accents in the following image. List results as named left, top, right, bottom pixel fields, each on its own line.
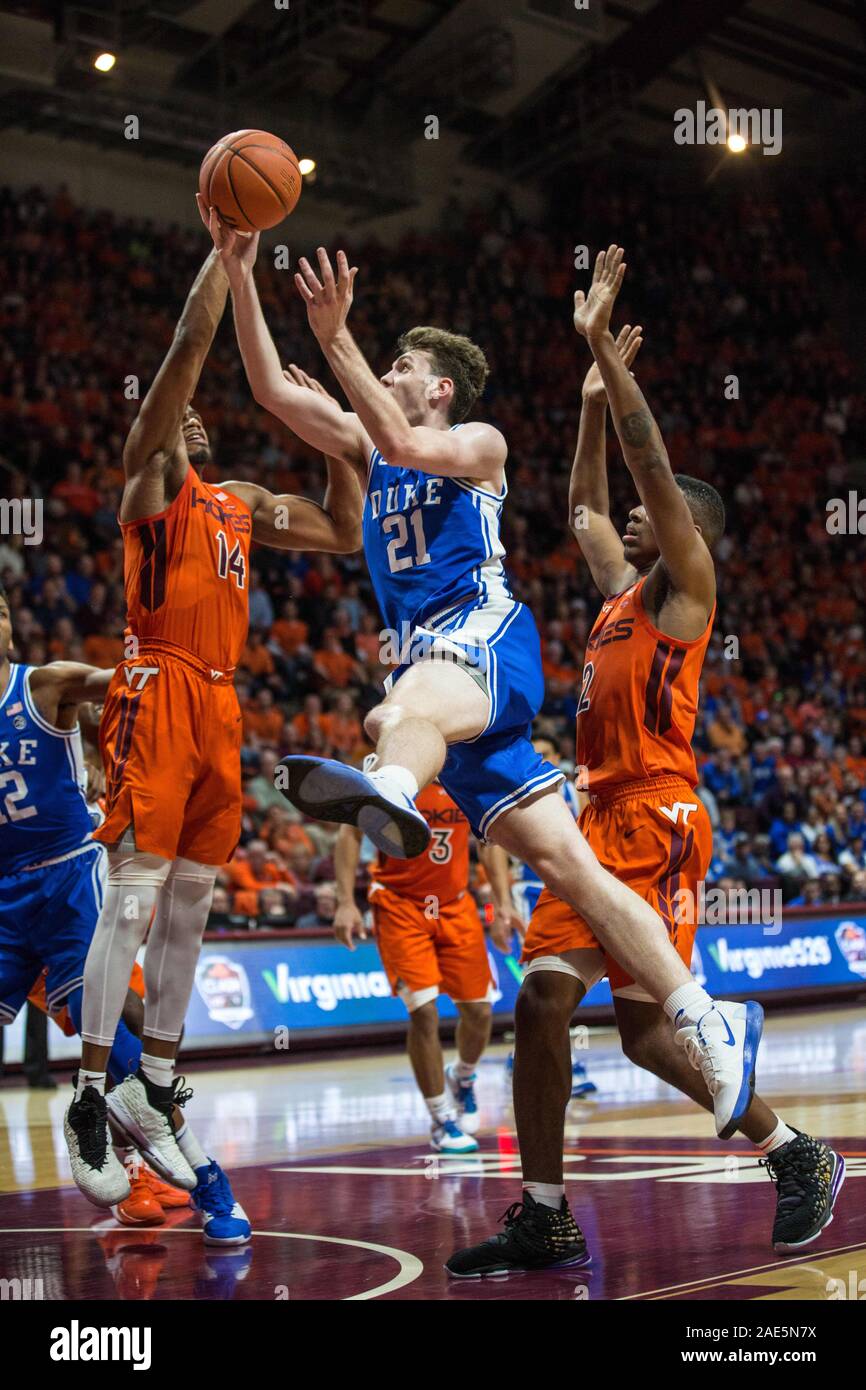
left=762, top=1130, right=846, bottom=1254
left=445, top=1191, right=591, bottom=1278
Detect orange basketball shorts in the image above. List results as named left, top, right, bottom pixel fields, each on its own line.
left=370, top=883, right=493, bottom=1008
left=522, top=776, right=712, bottom=994
left=95, top=643, right=243, bottom=865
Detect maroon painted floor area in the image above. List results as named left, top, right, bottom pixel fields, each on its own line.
left=1, top=1135, right=862, bottom=1300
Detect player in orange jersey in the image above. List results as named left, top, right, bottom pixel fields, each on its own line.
left=335, top=775, right=514, bottom=1152
left=448, top=248, right=844, bottom=1278
left=64, top=246, right=363, bottom=1230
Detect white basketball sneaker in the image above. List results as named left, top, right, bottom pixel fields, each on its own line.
left=676, top=1000, right=764, bottom=1139
left=64, top=1085, right=131, bottom=1208
left=276, top=755, right=430, bottom=858
left=106, top=1073, right=197, bottom=1191
left=431, top=1119, right=479, bottom=1154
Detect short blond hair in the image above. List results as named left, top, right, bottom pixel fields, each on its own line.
left=397, top=326, right=490, bottom=422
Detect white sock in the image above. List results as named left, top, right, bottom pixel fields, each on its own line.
left=425, top=1091, right=457, bottom=1125
left=755, top=1120, right=797, bottom=1155
left=373, top=764, right=419, bottom=800
left=176, top=1122, right=209, bottom=1173
left=76, top=1069, right=106, bottom=1101
left=664, top=982, right=714, bottom=1027
left=524, top=1181, right=564, bottom=1210
left=453, top=1059, right=477, bottom=1081
left=140, top=1052, right=174, bottom=1090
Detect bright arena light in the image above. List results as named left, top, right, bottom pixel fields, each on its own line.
left=94, top=52, right=116, bottom=72
left=298, top=157, right=317, bottom=176
left=727, top=132, right=747, bottom=153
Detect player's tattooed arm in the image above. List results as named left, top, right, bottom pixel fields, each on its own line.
left=333, top=824, right=367, bottom=951
left=122, top=251, right=228, bottom=493
left=576, top=246, right=715, bottom=618
left=28, top=663, right=114, bottom=729
left=570, top=324, right=643, bottom=598
left=296, top=249, right=506, bottom=483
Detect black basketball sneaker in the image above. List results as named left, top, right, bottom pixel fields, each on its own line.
left=445, top=1192, right=591, bottom=1278
left=761, top=1130, right=846, bottom=1253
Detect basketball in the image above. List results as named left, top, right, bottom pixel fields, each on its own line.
left=199, top=129, right=302, bottom=233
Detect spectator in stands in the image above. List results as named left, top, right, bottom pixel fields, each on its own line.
left=776, top=832, right=819, bottom=882
left=222, top=841, right=298, bottom=917
left=295, top=882, right=339, bottom=931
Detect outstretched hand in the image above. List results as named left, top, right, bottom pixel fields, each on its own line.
left=196, top=194, right=259, bottom=279
left=282, top=363, right=340, bottom=407
left=582, top=323, right=643, bottom=402
left=295, top=248, right=358, bottom=345
left=574, top=244, right=627, bottom=342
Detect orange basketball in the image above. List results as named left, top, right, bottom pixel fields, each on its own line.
left=199, top=129, right=302, bottom=233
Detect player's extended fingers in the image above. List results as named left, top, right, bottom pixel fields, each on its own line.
left=297, top=256, right=325, bottom=298
left=195, top=193, right=211, bottom=231
left=591, top=249, right=606, bottom=283
left=317, top=246, right=337, bottom=299
left=294, top=272, right=315, bottom=304
left=622, top=326, right=643, bottom=366
left=614, top=323, right=632, bottom=348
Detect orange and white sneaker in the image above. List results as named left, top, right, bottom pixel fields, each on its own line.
left=144, top=1170, right=191, bottom=1211
left=113, top=1160, right=166, bottom=1228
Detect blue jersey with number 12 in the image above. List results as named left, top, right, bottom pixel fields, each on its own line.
left=0, top=663, right=92, bottom=876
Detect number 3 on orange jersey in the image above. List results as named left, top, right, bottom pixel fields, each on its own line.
left=215, top=530, right=247, bottom=589
left=429, top=828, right=453, bottom=863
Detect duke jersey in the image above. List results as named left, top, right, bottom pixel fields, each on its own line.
left=363, top=435, right=512, bottom=634
left=122, top=466, right=251, bottom=673
left=0, top=664, right=92, bottom=875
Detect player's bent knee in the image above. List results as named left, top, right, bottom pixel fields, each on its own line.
left=516, top=972, right=575, bottom=1028
left=406, top=997, right=440, bottom=1029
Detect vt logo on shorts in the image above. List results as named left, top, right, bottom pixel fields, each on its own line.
left=658, top=801, right=699, bottom=828
left=124, top=666, right=159, bottom=690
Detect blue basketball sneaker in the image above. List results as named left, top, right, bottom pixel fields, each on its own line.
left=190, top=1161, right=251, bottom=1246
left=445, top=1063, right=480, bottom=1135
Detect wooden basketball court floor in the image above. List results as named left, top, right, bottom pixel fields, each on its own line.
left=0, top=1004, right=863, bottom=1301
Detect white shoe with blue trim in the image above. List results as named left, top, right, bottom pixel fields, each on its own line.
left=676, top=1000, right=763, bottom=1139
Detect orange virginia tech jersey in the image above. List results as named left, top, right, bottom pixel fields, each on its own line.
left=122, top=467, right=251, bottom=672
left=370, top=782, right=470, bottom=904
left=577, top=575, right=714, bottom=794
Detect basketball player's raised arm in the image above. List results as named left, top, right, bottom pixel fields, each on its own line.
left=123, top=250, right=228, bottom=480
left=576, top=246, right=715, bottom=607
left=570, top=324, right=643, bottom=598
left=296, top=249, right=506, bottom=482
left=199, top=202, right=369, bottom=467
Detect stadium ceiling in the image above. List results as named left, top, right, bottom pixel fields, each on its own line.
left=0, top=0, right=863, bottom=210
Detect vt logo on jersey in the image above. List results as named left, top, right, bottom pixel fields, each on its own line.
left=658, top=801, right=699, bottom=828
left=124, top=666, right=159, bottom=690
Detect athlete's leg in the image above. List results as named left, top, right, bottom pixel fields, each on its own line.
left=140, top=856, right=217, bottom=1059
left=490, top=788, right=695, bottom=1004
left=78, top=847, right=172, bottom=1084
left=514, top=962, right=586, bottom=1188
left=406, top=997, right=446, bottom=1099
left=614, top=996, right=780, bottom=1135
left=454, top=1000, right=491, bottom=1068
left=365, top=660, right=489, bottom=790
left=66, top=986, right=142, bottom=1085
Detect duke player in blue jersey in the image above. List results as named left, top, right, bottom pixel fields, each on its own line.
left=0, top=582, right=142, bottom=1081
left=204, top=218, right=764, bottom=1236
